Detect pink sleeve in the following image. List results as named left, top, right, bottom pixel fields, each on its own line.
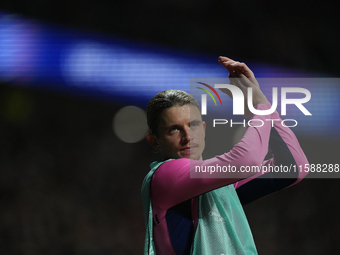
left=233, top=109, right=309, bottom=193
left=151, top=104, right=272, bottom=209
left=270, top=109, right=309, bottom=183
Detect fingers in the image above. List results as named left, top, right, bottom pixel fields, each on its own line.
left=218, top=56, right=235, bottom=74
left=219, top=56, right=259, bottom=88
left=218, top=56, right=234, bottom=63
left=218, top=56, right=255, bottom=79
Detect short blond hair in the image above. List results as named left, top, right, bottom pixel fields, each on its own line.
left=146, top=90, right=200, bottom=136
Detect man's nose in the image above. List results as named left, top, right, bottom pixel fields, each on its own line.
left=181, top=127, right=191, bottom=143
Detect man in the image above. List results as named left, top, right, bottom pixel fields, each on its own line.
left=142, top=56, right=309, bottom=254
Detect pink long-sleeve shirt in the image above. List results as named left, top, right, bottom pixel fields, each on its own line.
left=143, top=104, right=309, bottom=254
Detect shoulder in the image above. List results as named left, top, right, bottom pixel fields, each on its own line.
left=153, top=158, right=190, bottom=178
left=151, top=158, right=192, bottom=188
left=158, top=158, right=190, bottom=170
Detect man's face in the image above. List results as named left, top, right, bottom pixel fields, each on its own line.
left=152, top=104, right=206, bottom=160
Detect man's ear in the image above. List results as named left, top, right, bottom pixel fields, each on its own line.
left=203, top=121, right=206, bottom=137
left=146, top=133, right=160, bottom=149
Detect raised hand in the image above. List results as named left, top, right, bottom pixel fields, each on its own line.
left=218, top=56, right=267, bottom=118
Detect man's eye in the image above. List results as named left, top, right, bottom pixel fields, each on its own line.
left=170, top=128, right=179, bottom=132
left=191, top=122, right=199, bottom=128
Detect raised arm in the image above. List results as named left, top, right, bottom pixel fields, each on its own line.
left=217, top=56, right=309, bottom=205
left=234, top=105, right=310, bottom=205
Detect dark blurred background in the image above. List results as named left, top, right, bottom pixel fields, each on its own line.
left=0, top=0, right=340, bottom=254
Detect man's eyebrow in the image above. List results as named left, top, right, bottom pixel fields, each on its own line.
left=162, top=119, right=202, bottom=129
left=162, top=123, right=180, bottom=130
left=190, top=119, right=202, bottom=123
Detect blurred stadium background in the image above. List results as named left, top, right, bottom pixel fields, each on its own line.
left=0, top=1, right=340, bottom=254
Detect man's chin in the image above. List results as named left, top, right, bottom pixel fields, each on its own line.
left=174, top=151, right=201, bottom=160
left=189, top=154, right=202, bottom=160
left=177, top=154, right=196, bottom=160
